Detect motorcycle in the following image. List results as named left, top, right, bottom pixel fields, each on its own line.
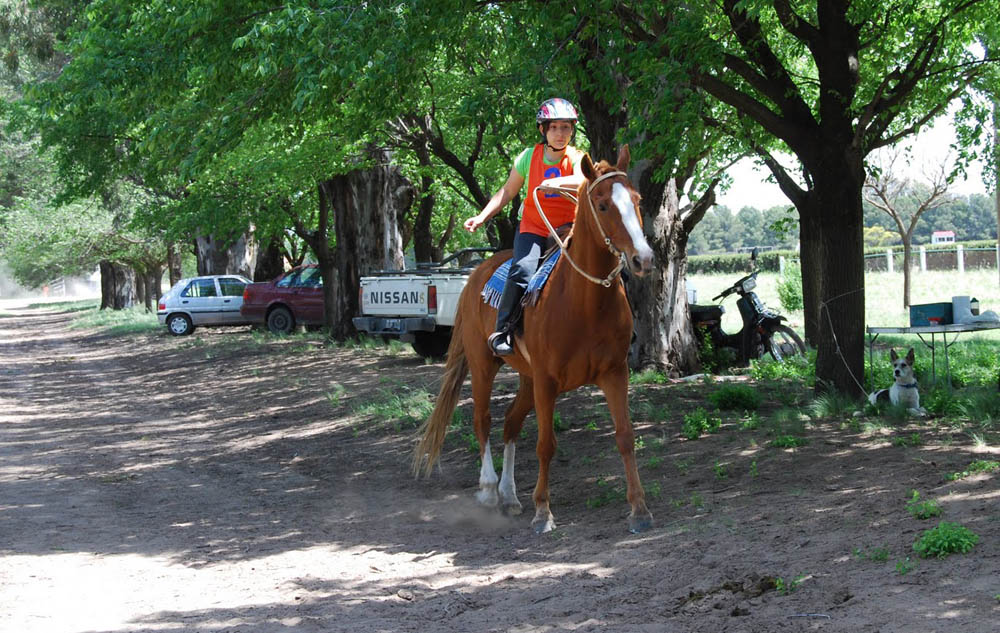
left=689, top=248, right=806, bottom=367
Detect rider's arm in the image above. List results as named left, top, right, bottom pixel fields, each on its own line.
left=464, top=167, right=525, bottom=232
left=538, top=174, right=585, bottom=191
left=538, top=148, right=585, bottom=191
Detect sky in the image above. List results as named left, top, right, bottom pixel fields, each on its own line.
left=714, top=120, right=992, bottom=210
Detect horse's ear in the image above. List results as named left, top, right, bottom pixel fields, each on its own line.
left=616, top=144, right=630, bottom=172
left=581, top=153, right=597, bottom=181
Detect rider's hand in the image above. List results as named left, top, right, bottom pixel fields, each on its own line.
left=464, top=215, right=483, bottom=232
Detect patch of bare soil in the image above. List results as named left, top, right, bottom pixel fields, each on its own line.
left=1, top=304, right=998, bottom=633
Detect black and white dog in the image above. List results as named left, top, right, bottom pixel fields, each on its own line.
left=869, top=348, right=928, bottom=417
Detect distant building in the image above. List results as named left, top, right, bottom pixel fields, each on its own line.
left=931, top=230, right=955, bottom=245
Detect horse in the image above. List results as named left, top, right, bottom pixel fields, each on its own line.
left=413, top=145, right=655, bottom=534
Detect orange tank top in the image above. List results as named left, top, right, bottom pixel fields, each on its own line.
left=519, top=144, right=579, bottom=237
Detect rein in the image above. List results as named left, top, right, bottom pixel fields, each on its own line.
left=532, top=170, right=628, bottom=287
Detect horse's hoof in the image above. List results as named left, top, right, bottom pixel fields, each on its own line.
left=475, top=488, right=499, bottom=508
left=502, top=500, right=523, bottom=516
left=532, top=515, right=556, bottom=534
left=628, top=513, right=653, bottom=534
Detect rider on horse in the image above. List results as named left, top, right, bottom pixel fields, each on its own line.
left=463, top=97, right=585, bottom=356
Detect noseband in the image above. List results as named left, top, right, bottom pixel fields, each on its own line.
left=533, top=170, right=629, bottom=287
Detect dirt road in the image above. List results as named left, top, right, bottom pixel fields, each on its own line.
left=1, top=303, right=997, bottom=632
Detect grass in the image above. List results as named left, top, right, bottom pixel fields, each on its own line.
left=688, top=268, right=1000, bottom=337
left=353, top=385, right=435, bottom=430
left=61, top=300, right=160, bottom=334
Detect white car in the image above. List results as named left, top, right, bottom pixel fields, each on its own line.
left=157, top=275, right=253, bottom=336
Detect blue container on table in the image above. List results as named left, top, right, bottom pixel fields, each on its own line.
left=909, top=303, right=953, bottom=326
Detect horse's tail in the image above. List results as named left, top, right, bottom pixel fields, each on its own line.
left=412, top=309, right=469, bottom=478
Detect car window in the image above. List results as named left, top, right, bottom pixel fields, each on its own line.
left=276, top=271, right=300, bottom=288
left=182, top=278, right=218, bottom=298
left=218, top=278, right=247, bottom=297
left=296, top=268, right=323, bottom=288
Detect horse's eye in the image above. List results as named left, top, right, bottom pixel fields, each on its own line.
left=598, top=203, right=608, bottom=213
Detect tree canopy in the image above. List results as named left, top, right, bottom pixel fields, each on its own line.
left=3, top=1, right=999, bottom=388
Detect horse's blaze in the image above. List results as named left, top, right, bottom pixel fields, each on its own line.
left=610, top=182, right=654, bottom=275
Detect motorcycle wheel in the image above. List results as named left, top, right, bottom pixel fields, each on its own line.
left=766, top=324, right=806, bottom=361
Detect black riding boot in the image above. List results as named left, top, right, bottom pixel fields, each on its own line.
left=490, top=280, right=525, bottom=356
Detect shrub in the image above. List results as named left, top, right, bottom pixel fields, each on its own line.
left=776, top=263, right=803, bottom=312
left=946, top=460, right=1000, bottom=481
left=682, top=407, right=723, bottom=440
left=913, top=522, right=979, bottom=558
left=708, top=384, right=762, bottom=411
left=906, top=490, right=942, bottom=520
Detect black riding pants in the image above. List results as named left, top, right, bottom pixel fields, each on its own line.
left=494, top=231, right=548, bottom=333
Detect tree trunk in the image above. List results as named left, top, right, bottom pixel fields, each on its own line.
left=902, top=240, right=913, bottom=309
left=797, top=209, right=822, bottom=347
left=99, top=260, right=136, bottom=310
left=254, top=236, right=285, bottom=282
left=412, top=171, right=436, bottom=263
left=995, top=95, right=999, bottom=289
left=167, top=244, right=183, bottom=287
left=195, top=233, right=255, bottom=278
left=626, top=177, right=700, bottom=375
left=798, top=161, right=866, bottom=397
left=134, top=266, right=146, bottom=309
left=324, top=147, right=414, bottom=340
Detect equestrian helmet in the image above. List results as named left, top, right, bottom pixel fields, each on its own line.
left=536, top=98, right=578, bottom=124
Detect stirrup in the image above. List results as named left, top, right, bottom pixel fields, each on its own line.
left=487, top=331, right=513, bottom=356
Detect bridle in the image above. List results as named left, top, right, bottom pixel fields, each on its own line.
left=532, top=170, right=630, bottom=287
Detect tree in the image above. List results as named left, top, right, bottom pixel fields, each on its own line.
left=864, top=149, right=954, bottom=307
left=644, top=0, right=1000, bottom=394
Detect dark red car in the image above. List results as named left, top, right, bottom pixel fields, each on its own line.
left=241, top=264, right=325, bottom=334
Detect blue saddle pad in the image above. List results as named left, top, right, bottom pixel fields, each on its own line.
left=481, top=250, right=561, bottom=308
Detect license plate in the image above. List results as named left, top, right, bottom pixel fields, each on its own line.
left=383, top=318, right=401, bottom=332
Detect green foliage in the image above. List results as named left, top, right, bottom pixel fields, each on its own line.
left=325, top=383, right=347, bottom=408
left=946, top=460, right=1000, bottom=481
left=586, top=477, right=626, bottom=508
left=682, top=407, right=722, bottom=440
left=854, top=546, right=890, bottom=562
left=895, top=557, right=916, bottom=575
left=922, top=387, right=965, bottom=418
left=770, top=435, right=807, bottom=448
left=913, top=522, right=979, bottom=558
left=906, top=491, right=942, bottom=520
left=708, top=384, right=762, bottom=411
left=70, top=302, right=158, bottom=334
left=892, top=433, right=923, bottom=447
left=774, top=575, right=806, bottom=595
left=631, top=369, right=668, bottom=384
left=354, top=385, right=434, bottom=429
left=748, top=351, right=815, bottom=384
left=695, top=325, right=734, bottom=374
left=808, top=391, right=855, bottom=418
left=740, top=411, right=761, bottom=430
left=687, top=249, right=798, bottom=274
left=776, top=262, right=803, bottom=312
left=552, top=411, right=568, bottom=433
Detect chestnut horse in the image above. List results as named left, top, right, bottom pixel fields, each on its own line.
left=413, top=145, right=655, bottom=534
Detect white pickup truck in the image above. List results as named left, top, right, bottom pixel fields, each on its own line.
left=352, top=248, right=496, bottom=358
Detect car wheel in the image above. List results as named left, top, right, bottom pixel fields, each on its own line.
left=266, top=306, right=294, bottom=334
left=167, top=314, right=194, bottom=336
left=411, top=329, right=451, bottom=359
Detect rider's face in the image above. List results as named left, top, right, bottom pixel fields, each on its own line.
left=542, top=120, right=574, bottom=150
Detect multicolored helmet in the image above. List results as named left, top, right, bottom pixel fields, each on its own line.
left=536, top=98, right=578, bottom=124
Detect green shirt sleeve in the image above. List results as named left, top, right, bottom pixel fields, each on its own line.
left=514, top=147, right=534, bottom=179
